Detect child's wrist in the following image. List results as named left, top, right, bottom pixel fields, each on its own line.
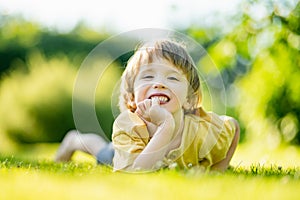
left=158, top=116, right=175, bottom=130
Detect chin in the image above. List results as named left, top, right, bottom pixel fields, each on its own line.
left=163, top=105, right=181, bottom=114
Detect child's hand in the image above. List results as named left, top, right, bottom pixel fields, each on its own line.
left=135, top=98, right=174, bottom=126
left=133, top=98, right=176, bottom=170
left=149, top=97, right=173, bottom=126
left=135, top=99, right=151, bottom=122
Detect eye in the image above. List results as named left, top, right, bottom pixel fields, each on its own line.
left=168, top=76, right=179, bottom=81
left=142, top=75, right=154, bottom=79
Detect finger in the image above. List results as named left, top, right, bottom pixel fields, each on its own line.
left=136, top=102, right=146, bottom=114
left=135, top=107, right=142, bottom=116
left=151, top=97, right=160, bottom=106
left=144, top=99, right=152, bottom=110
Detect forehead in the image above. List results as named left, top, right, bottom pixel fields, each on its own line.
left=138, top=57, right=183, bottom=74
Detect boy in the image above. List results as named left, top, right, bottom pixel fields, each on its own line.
left=55, top=39, right=240, bottom=172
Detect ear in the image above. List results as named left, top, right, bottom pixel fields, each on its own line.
left=183, top=94, right=199, bottom=112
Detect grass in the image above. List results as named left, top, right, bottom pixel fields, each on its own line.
left=1, top=143, right=300, bottom=200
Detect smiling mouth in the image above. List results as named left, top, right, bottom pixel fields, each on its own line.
left=149, top=94, right=170, bottom=104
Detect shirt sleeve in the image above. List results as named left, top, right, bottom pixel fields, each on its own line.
left=197, top=110, right=236, bottom=167
left=112, top=111, right=150, bottom=171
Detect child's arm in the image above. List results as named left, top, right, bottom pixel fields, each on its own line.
left=133, top=98, right=175, bottom=170
left=211, top=117, right=240, bottom=171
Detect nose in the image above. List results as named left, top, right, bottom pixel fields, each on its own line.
left=152, top=83, right=166, bottom=89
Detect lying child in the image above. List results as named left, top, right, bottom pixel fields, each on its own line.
left=55, top=39, right=240, bottom=172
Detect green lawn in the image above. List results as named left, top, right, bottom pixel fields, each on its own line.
left=1, top=143, right=300, bottom=200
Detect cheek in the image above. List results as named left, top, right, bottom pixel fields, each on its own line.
left=173, top=86, right=188, bottom=102
left=134, top=85, right=149, bottom=103
left=134, top=91, right=142, bottom=103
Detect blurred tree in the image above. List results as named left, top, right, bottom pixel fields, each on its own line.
left=187, top=0, right=300, bottom=146
left=0, top=52, right=76, bottom=143
left=1, top=1, right=300, bottom=148
left=0, top=15, right=126, bottom=145
left=0, top=15, right=131, bottom=75
left=236, top=1, right=300, bottom=145
left=0, top=51, right=122, bottom=144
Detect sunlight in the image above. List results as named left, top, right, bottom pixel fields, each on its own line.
left=1, top=0, right=241, bottom=32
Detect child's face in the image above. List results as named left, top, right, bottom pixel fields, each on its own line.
left=133, top=58, right=189, bottom=114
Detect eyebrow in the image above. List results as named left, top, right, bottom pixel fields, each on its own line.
left=139, top=68, right=154, bottom=73
left=139, top=67, right=181, bottom=75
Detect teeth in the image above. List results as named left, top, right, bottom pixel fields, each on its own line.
left=151, top=96, right=168, bottom=103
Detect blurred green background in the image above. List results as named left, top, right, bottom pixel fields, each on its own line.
left=0, top=0, right=300, bottom=162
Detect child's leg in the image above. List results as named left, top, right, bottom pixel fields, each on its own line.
left=55, top=130, right=108, bottom=162
left=96, top=142, right=114, bottom=165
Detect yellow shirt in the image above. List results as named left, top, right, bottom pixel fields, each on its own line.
left=112, top=108, right=236, bottom=171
